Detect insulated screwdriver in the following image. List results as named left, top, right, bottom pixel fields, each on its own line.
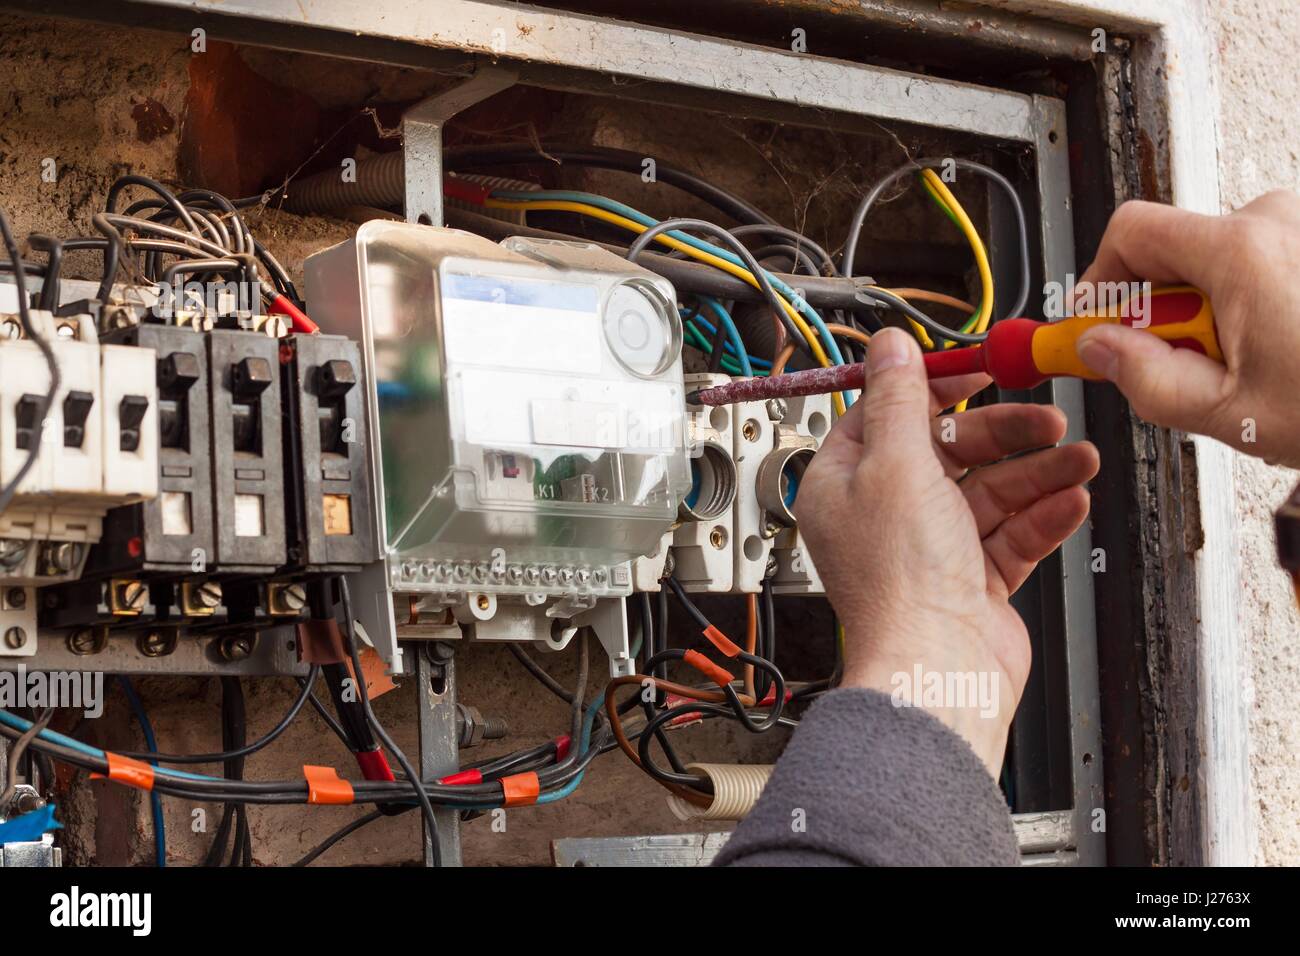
left=685, top=286, right=1221, bottom=406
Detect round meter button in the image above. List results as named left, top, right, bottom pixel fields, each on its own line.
left=602, top=281, right=680, bottom=378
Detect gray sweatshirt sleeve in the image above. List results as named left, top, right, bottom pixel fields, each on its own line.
left=713, top=688, right=1019, bottom=866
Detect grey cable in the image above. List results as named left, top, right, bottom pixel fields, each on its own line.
left=843, top=156, right=1032, bottom=323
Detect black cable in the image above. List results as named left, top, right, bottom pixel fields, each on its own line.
left=106, top=174, right=204, bottom=239
left=444, top=144, right=776, bottom=226
left=730, top=224, right=837, bottom=275
left=338, top=577, right=442, bottom=867
left=0, top=207, right=60, bottom=517
left=506, top=644, right=574, bottom=705
left=759, top=577, right=777, bottom=702
left=120, top=666, right=321, bottom=764
left=26, top=234, right=63, bottom=311
left=299, top=678, right=354, bottom=750
left=293, top=808, right=387, bottom=867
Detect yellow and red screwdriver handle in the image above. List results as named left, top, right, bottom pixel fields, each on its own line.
left=686, top=286, right=1220, bottom=407
left=927, top=284, right=1221, bottom=389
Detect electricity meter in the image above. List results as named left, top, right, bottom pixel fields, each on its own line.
left=305, top=222, right=690, bottom=602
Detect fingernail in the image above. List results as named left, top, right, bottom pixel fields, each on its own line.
left=868, top=328, right=914, bottom=373
left=1076, top=332, right=1118, bottom=379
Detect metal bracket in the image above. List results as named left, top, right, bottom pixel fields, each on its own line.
left=415, top=642, right=462, bottom=867
left=401, top=67, right=518, bottom=226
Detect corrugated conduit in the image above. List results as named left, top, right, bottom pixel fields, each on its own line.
left=666, top=763, right=773, bottom=822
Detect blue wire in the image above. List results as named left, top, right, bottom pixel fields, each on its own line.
left=688, top=314, right=774, bottom=368
left=0, top=708, right=219, bottom=783
left=117, top=677, right=166, bottom=867
left=694, top=297, right=753, bottom=376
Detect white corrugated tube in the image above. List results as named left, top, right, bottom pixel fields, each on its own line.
left=666, top=763, right=774, bottom=822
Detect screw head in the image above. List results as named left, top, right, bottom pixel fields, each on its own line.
left=710, top=526, right=728, bottom=550
left=67, top=628, right=102, bottom=655
left=138, top=630, right=174, bottom=657
left=3, top=627, right=27, bottom=650
left=1, top=318, right=22, bottom=340
left=765, top=398, right=788, bottom=421
left=273, top=583, right=306, bottom=613
left=742, top=420, right=760, bottom=442
left=6, top=587, right=27, bottom=609
left=195, top=580, right=224, bottom=609
left=219, top=633, right=256, bottom=662
left=117, top=580, right=147, bottom=612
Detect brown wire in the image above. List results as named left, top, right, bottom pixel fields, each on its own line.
left=884, top=287, right=977, bottom=315
left=604, top=671, right=764, bottom=807
left=771, top=322, right=869, bottom=376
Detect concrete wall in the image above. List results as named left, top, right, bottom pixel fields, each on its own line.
left=1206, top=0, right=1300, bottom=866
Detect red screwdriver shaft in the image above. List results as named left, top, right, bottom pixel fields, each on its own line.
left=686, top=346, right=987, bottom=406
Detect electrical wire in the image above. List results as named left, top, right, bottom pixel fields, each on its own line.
left=117, top=678, right=166, bottom=867
left=121, top=666, right=321, bottom=764
left=338, top=576, right=442, bottom=866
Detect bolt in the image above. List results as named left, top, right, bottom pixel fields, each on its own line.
left=194, top=580, right=224, bottom=609
left=219, top=633, right=255, bottom=662
left=710, top=526, right=728, bottom=550
left=475, top=593, right=490, bottom=611
left=765, top=398, right=788, bottom=422
left=3, top=627, right=27, bottom=650
left=575, top=567, right=591, bottom=587
left=1, top=318, right=21, bottom=340
left=138, top=630, right=173, bottom=657
left=0, top=539, right=27, bottom=569
left=765, top=553, right=779, bottom=579
left=12, top=787, right=43, bottom=815
left=272, top=583, right=306, bottom=614
left=742, top=420, right=760, bottom=442
left=43, top=540, right=84, bottom=575
left=67, top=628, right=101, bottom=656
left=6, top=587, right=27, bottom=609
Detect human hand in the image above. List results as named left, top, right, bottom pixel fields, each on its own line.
left=1075, top=191, right=1300, bottom=467
left=794, top=328, right=1099, bottom=776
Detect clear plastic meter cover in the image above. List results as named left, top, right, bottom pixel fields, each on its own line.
left=355, top=222, right=690, bottom=570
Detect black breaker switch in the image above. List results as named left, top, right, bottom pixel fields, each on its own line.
left=208, top=330, right=286, bottom=572
left=62, top=390, right=95, bottom=448
left=280, top=334, right=378, bottom=573
left=118, top=394, right=149, bottom=453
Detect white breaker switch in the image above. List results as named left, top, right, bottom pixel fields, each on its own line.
left=0, top=309, right=158, bottom=656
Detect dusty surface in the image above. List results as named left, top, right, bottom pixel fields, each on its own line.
left=1208, top=0, right=1300, bottom=866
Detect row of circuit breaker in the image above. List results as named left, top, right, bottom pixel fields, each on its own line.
left=0, top=302, right=379, bottom=657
